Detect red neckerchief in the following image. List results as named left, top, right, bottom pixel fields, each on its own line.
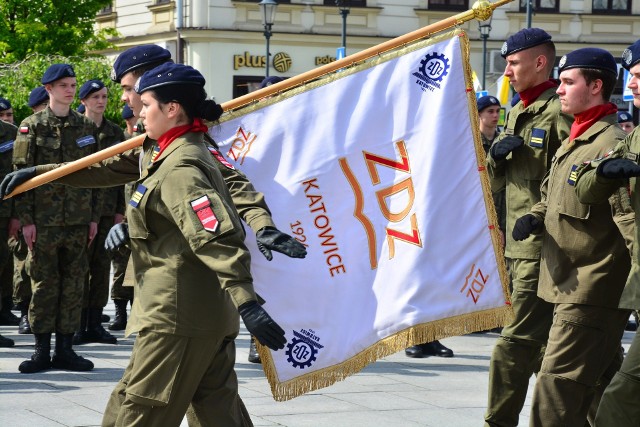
left=569, top=102, right=617, bottom=142
left=518, top=79, right=558, bottom=108
left=155, top=118, right=209, bottom=160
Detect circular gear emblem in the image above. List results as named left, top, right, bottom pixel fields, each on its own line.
left=419, top=52, right=450, bottom=82
left=285, top=337, right=317, bottom=369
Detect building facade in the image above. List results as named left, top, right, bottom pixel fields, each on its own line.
left=96, top=0, right=640, bottom=108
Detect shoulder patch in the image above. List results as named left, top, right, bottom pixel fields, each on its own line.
left=190, top=195, right=219, bottom=232
left=208, top=147, right=235, bottom=170
left=129, top=184, right=147, bottom=208
left=19, top=126, right=29, bottom=134
left=529, top=128, right=546, bottom=148
left=567, top=164, right=578, bottom=186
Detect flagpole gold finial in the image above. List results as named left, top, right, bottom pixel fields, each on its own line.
left=472, top=0, right=493, bottom=21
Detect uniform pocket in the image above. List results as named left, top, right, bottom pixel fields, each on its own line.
left=510, top=127, right=549, bottom=181
left=127, top=181, right=155, bottom=240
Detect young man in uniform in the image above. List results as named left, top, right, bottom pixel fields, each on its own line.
left=73, top=79, right=124, bottom=345
left=12, top=86, right=49, bottom=337
left=13, top=64, right=99, bottom=373
left=618, top=110, right=635, bottom=134
left=513, top=47, right=633, bottom=426
left=573, top=38, right=640, bottom=427
left=0, top=98, right=15, bottom=125
left=484, top=28, right=573, bottom=427
left=0, top=118, right=18, bottom=347
left=109, top=45, right=306, bottom=363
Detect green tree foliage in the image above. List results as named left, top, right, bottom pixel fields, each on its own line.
left=0, top=54, right=125, bottom=128
left=0, top=0, right=117, bottom=63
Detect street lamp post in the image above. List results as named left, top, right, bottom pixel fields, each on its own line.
left=478, top=15, right=493, bottom=90
left=259, top=0, right=278, bottom=77
left=336, top=0, right=351, bottom=57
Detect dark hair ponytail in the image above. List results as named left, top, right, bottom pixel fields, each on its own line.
left=151, top=85, right=223, bottom=122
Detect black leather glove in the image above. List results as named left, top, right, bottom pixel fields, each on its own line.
left=0, top=167, right=36, bottom=199
left=105, top=223, right=129, bottom=252
left=596, top=158, right=640, bottom=179
left=238, top=301, right=286, bottom=351
left=512, top=214, right=541, bottom=241
left=489, top=136, right=525, bottom=161
left=256, top=226, right=307, bottom=261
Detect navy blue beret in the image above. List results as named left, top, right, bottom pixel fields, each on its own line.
left=0, top=97, right=11, bottom=111
left=558, top=47, right=617, bottom=75
left=135, top=63, right=205, bottom=94
left=111, top=45, right=172, bottom=83
left=622, top=40, right=640, bottom=71
left=122, top=104, right=134, bottom=120
left=260, top=76, right=284, bottom=89
left=77, top=104, right=86, bottom=114
left=79, top=79, right=105, bottom=100
left=501, top=28, right=552, bottom=58
left=41, top=63, right=76, bottom=85
left=477, top=95, right=500, bottom=112
left=28, top=86, right=49, bottom=108
left=618, top=111, right=633, bottom=123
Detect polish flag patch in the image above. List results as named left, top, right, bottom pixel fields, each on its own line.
left=19, top=126, right=29, bottom=134
left=207, top=147, right=235, bottom=170
left=190, top=195, right=219, bottom=232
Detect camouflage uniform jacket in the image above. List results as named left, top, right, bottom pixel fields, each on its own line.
left=13, top=107, right=100, bottom=226
left=487, top=87, right=572, bottom=259
left=96, top=118, right=126, bottom=217
left=575, top=126, right=640, bottom=310
left=529, top=114, right=634, bottom=307
left=132, top=119, right=275, bottom=232
left=40, top=132, right=258, bottom=337
left=0, top=121, right=17, bottom=219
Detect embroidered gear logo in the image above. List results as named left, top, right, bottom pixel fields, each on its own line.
left=413, top=52, right=450, bottom=93
left=285, top=329, right=324, bottom=369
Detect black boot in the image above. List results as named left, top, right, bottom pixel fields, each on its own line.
left=405, top=345, right=425, bottom=358
left=0, top=296, right=19, bottom=326
left=101, top=313, right=110, bottom=323
left=421, top=340, right=454, bottom=358
left=17, top=302, right=32, bottom=335
left=52, top=333, right=94, bottom=371
left=73, top=308, right=89, bottom=345
left=108, top=299, right=128, bottom=331
left=248, top=336, right=261, bottom=363
left=85, top=307, right=117, bottom=344
left=19, top=333, right=52, bottom=373
left=0, top=333, right=14, bottom=347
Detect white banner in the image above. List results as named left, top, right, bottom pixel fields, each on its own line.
left=212, top=31, right=511, bottom=400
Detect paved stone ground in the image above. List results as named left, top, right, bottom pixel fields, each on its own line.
left=0, top=304, right=634, bottom=427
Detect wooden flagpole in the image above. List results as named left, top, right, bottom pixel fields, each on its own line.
left=3, top=0, right=510, bottom=199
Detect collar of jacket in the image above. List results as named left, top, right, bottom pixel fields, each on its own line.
left=557, top=113, right=618, bottom=155
left=150, top=131, right=204, bottom=167
left=42, top=106, right=86, bottom=128
left=512, top=87, right=558, bottom=115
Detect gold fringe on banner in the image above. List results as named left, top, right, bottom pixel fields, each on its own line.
left=243, top=29, right=514, bottom=402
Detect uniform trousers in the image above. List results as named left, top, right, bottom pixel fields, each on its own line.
left=27, top=225, right=88, bottom=334
left=594, top=327, right=640, bottom=426
left=485, top=258, right=554, bottom=427
left=102, top=330, right=253, bottom=427
left=84, top=216, right=114, bottom=308
left=110, top=247, right=133, bottom=301
left=530, top=303, right=629, bottom=427
left=10, top=233, right=30, bottom=305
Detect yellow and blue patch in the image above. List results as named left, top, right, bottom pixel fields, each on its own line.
left=151, top=145, right=161, bottom=162
left=129, top=184, right=147, bottom=208
left=529, top=128, right=545, bottom=148
left=567, top=164, right=579, bottom=186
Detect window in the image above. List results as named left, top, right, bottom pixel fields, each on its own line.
left=593, top=0, right=631, bottom=13
left=428, top=0, right=467, bottom=12
left=324, top=0, right=368, bottom=6
left=98, top=2, right=113, bottom=14
left=519, top=0, right=559, bottom=13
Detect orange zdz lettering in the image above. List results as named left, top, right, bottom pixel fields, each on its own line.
left=227, top=127, right=256, bottom=165
left=460, top=263, right=489, bottom=304
left=363, top=140, right=410, bottom=185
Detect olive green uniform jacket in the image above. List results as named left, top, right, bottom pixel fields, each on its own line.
left=529, top=114, right=634, bottom=307
left=132, top=119, right=275, bottom=232
left=575, top=125, right=640, bottom=310
left=487, top=88, right=572, bottom=259
left=0, top=121, right=17, bottom=220
left=40, top=132, right=258, bottom=338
